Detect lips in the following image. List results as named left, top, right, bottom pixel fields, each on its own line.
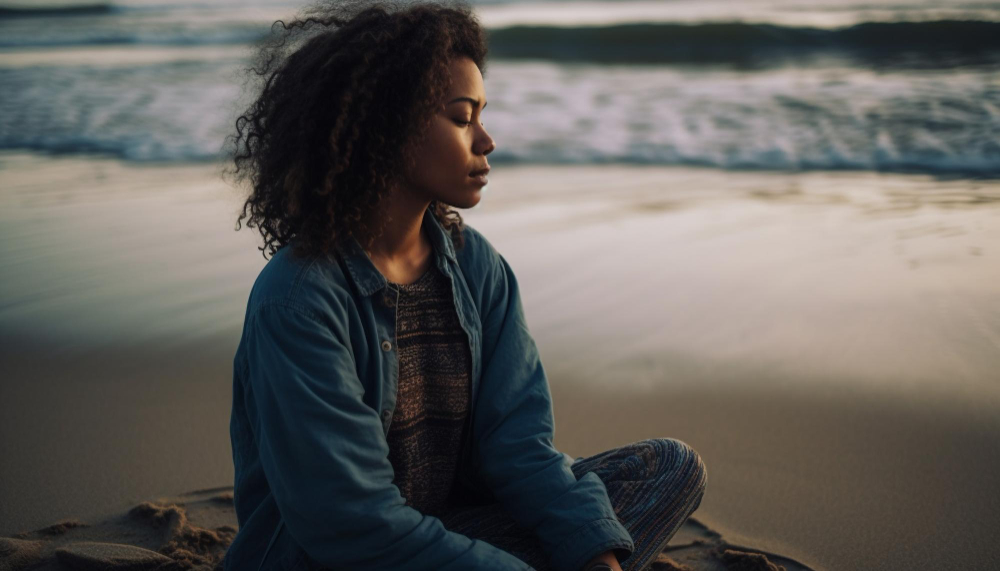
left=469, top=167, right=489, bottom=186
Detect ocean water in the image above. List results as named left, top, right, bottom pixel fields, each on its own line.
left=0, top=0, right=998, bottom=174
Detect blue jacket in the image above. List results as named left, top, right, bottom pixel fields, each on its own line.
left=225, top=207, right=635, bottom=571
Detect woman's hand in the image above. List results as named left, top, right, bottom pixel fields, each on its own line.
left=581, top=550, right=623, bottom=571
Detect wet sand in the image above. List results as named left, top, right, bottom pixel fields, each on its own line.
left=2, top=152, right=999, bottom=570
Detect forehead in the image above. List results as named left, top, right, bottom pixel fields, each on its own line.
left=445, top=57, right=485, bottom=98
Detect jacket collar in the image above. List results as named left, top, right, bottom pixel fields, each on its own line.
left=337, top=207, right=457, bottom=298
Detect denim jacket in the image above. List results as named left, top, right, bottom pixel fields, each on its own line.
left=225, top=207, right=634, bottom=571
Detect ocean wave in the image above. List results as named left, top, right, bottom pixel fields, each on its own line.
left=0, top=15, right=268, bottom=50
left=1, top=28, right=998, bottom=177
left=0, top=31, right=266, bottom=50
left=2, top=17, right=1000, bottom=66
left=0, top=4, right=118, bottom=19
left=487, top=20, right=1000, bottom=65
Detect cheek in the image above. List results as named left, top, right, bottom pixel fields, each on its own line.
left=420, top=127, right=467, bottom=174
left=404, top=118, right=472, bottom=192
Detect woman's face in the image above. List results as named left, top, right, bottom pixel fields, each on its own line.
left=402, top=56, right=495, bottom=209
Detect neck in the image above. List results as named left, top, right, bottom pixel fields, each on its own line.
left=364, top=186, right=432, bottom=265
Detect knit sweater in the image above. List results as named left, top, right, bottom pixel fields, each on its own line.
left=382, top=262, right=472, bottom=518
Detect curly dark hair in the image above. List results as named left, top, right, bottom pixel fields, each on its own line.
left=225, top=0, right=488, bottom=259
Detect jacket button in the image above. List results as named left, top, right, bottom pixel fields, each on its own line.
left=382, top=409, right=391, bottom=420
left=380, top=340, right=392, bottom=351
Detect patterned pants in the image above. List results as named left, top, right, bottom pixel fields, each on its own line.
left=439, top=438, right=708, bottom=571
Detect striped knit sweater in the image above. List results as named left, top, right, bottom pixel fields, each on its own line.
left=382, top=262, right=472, bottom=518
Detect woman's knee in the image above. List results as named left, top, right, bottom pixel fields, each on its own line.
left=649, top=438, right=708, bottom=495
left=675, top=439, right=708, bottom=508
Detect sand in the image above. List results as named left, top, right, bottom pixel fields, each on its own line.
left=2, top=152, right=1000, bottom=570
left=0, top=487, right=809, bottom=571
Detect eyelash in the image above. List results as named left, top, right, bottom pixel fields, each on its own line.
left=455, top=120, right=484, bottom=127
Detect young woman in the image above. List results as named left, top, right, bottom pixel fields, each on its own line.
left=224, top=2, right=707, bottom=570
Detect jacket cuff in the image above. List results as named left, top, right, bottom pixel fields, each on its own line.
left=549, top=517, right=634, bottom=571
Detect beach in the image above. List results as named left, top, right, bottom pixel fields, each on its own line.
left=3, top=0, right=1000, bottom=568
left=2, top=153, right=998, bottom=570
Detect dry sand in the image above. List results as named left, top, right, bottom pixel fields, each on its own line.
left=2, top=152, right=1000, bottom=570
left=1, top=487, right=808, bottom=571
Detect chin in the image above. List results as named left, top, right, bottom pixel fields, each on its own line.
left=445, top=191, right=482, bottom=210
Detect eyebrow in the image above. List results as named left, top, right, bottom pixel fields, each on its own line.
left=447, top=96, right=487, bottom=110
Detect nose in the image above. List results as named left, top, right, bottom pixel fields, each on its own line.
left=477, top=127, right=496, bottom=156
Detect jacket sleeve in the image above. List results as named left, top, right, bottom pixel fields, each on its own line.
left=244, top=301, right=533, bottom=570
left=474, top=251, right=635, bottom=571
